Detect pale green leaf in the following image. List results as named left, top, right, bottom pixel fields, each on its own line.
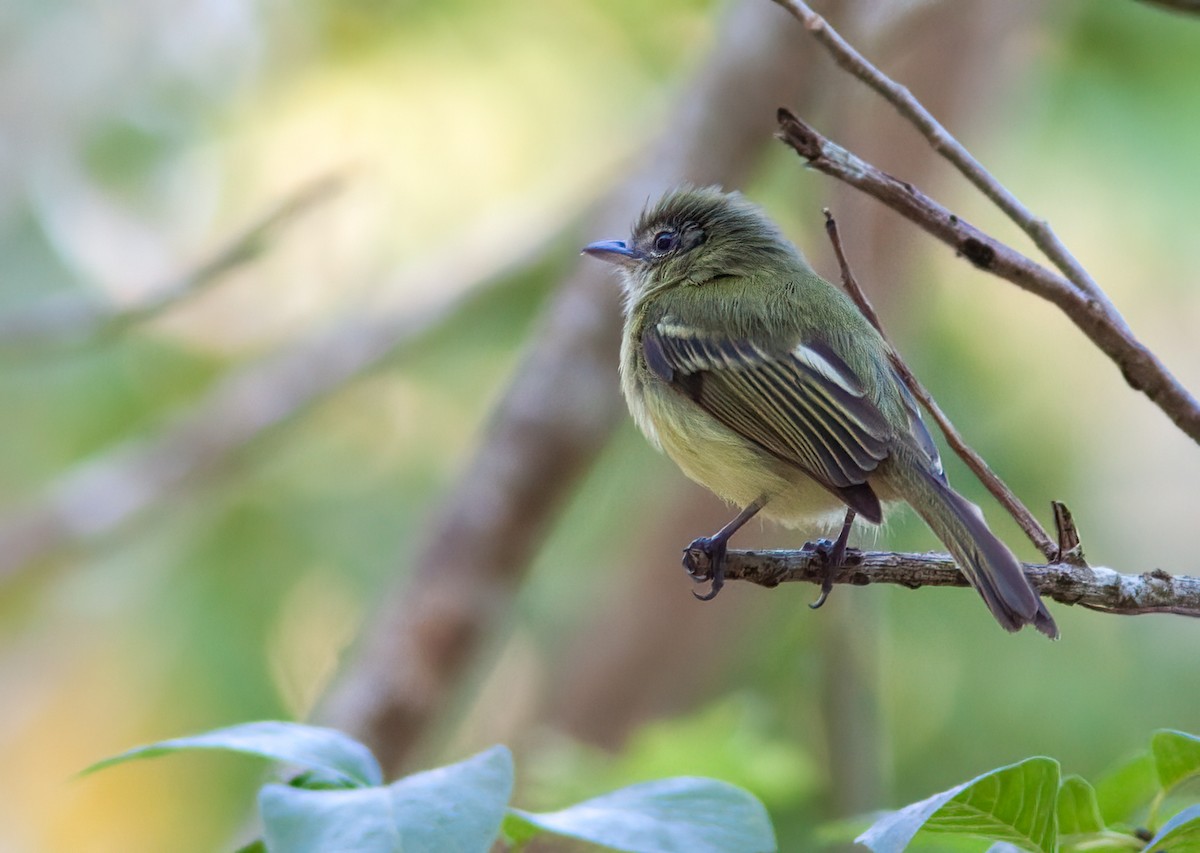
left=1142, top=803, right=1200, bottom=852
left=506, top=776, right=775, bottom=853
left=1152, top=730, right=1200, bottom=792
left=1093, top=752, right=1158, bottom=825
left=260, top=745, right=513, bottom=853
left=1057, top=775, right=1105, bottom=835
left=83, top=720, right=382, bottom=787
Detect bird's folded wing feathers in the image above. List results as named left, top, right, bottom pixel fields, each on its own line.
left=893, top=368, right=945, bottom=480
left=643, top=322, right=894, bottom=498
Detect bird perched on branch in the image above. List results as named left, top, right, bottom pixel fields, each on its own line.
left=583, top=186, right=1056, bottom=638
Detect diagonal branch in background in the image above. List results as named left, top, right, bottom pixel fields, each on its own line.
left=723, top=548, right=1200, bottom=618
left=822, top=209, right=1058, bottom=560
left=0, top=174, right=345, bottom=349
left=320, top=0, right=820, bottom=776
left=776, top=110, right=1200, bottom=444
left=0, top=204, right=563, bottom=585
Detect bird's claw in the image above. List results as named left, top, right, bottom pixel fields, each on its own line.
left=803, top=538, right=843, bottom=610
left=692, top=582, right=722, bottom=602
left=683, top=536, right=726, bottom=601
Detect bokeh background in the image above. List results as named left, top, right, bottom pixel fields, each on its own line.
left=2, top=1, right=1199, bottom=850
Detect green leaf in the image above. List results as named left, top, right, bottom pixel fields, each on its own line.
left=505, top=776, right=776, bottom=853
left=1093, top=752, right=1158, bottom=825
left=1142, top=803, right=1200, bottom=851
left=260, top=745, right=513, bottom=853
left=260, top=787, right=401, bottom=852
left=1057, top=775, right=1105, bottom=835
left=1152, top=730, right=1200, bottom=792
left=83, top=721, right=383, bottom=788
left=857, top=757, right=1059, bottom=853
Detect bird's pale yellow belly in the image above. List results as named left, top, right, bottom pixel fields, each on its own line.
left=639, top=380, right=852, bottom=529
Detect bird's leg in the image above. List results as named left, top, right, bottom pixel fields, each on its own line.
left=807, top=508, right=856, bottom=610
left=683, top=499, right=765, bottom=601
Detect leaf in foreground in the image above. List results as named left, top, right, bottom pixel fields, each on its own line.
left=1092, top=752, right=1159, bottom=826
left=260, top=744, right=513, bottom=853
left=505, top=776, right=775, bottom=853
left=83, top=720, right=383, bottom=787
left=1152, top=730, right=1200, bottom=793
left=1141, top=803, right=1200, bottom=852
left=857, top=757, right=1059, bottom=853
left=1056, top=775, right=1105, bottom=836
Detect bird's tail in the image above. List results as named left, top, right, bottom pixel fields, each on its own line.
left=888, top=453, right=1058, bottom=638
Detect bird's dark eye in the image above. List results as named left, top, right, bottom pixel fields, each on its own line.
left=653, top=231, right=677, bottom=253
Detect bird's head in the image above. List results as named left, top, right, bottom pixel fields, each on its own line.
left=582, top=186, right=800, bottom=304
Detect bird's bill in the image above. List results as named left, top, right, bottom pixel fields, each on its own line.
left=581, top=239, right=643, bottom=268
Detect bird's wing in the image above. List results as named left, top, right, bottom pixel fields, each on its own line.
left=894, top=369, right=945, bottom=481
left=643, top=322, right=893, bottom=522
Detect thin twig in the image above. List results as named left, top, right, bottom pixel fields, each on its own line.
left=1051, top=500, right=1088, bottom=566
left=0, top=173, right=345, bottom=348
left=821, top=209, right=1057, bottom=559
left=776, top=109, right=1200, bottom=444
left=724, top=548, right=1200, bottom=618
left=771, top=0, right=1115, bottom=314
left=770, top=0, right=1200, bottom=445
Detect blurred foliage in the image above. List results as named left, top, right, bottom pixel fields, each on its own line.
left=87, top=725, right=777, bottom=852
left=854, top=729, right=1200, bottom=852
left=2, top=0, right=1200, bottom=851
left=520, top=696, right=815, bottom=814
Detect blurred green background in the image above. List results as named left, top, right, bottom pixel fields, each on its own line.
left=2, top=1, right=1199, bottom=850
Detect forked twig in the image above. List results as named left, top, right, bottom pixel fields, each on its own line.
left=772, top=0, right=1113, bottom=312
left=770, top=0, right=1200, bottom=444
left=775, top=110, right=1200, bottom=443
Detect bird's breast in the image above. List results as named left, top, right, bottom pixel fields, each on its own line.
left=631, top=370, right=848, bottom=527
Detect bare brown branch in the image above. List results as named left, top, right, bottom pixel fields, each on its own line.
left=772, top=0, right=1114, bottom=313
left=822, top=209, right=1057, bottom=559
left=776, top=109, right=1200, bottom=444
left=724, top=548, right=1200, bottom=618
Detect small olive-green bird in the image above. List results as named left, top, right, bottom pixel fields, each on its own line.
left=583, top=186, right=1056, bottom=638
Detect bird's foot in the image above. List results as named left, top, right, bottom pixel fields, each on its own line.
left=683, top=536, right=728, bottom=602
left=802, top=536, right=849, bottom=610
